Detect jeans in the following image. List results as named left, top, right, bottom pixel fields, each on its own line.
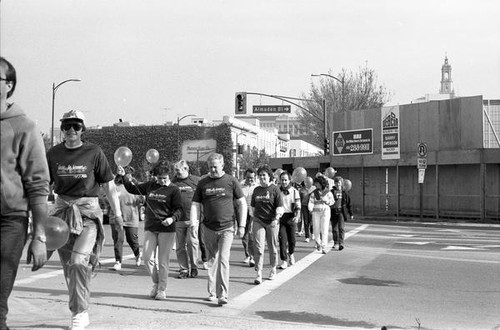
left=112, top=224, right=140, bottom=262
left=252, top=219, right=279, bottom=273
left=198, top=225, right=208, bottom=262
left=0, top=215, right=28, bottom=329
left=175, top=223, right=199, bottom=272
left=241, top=213, right=254, bottom=259
left=279, top=213, right=297, bottom=261
left=143, top=231, right=175, bottom=291
left=330, top=209, right=345, bottom=245
left=300, top=206, right=312, bottom=239
left=57, top=217, right=97, bottom=314
left=203, top=225, right=234, bottom=299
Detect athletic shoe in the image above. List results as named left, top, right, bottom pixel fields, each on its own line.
left=289, top=254, right=295, bottom=265
left=249, top=257, right=255, bottom=267
left=334, top=244, right=339, bottom=250
left=268, top=267, right=277, bottom=280
left=278, top=261, right=288, bottom=269
left=149, top=284, right=158, bottom=298
left=322, top=249, right=327, bottom=254
left=206, top=294, right=217, bottom=302
left=190, top=268, right=198, bottom=278
left=111, top=262, right=121, bottom=271
left=305, top=238, right=310, bottom=243
left=135, top=252, right=142, bottom=267
left=218, top=297, right=228, bottom=306
left=339, top=245, right=344, bottom=251
left=316, top=244, right=321, bottom=251
left=254, top=271, right=262, bottom=285
left=70, top=311, right=89, bottom=330
left=243, top=256, right=251, bottom=264
left=178, top=271, right=189, bottom=279
left=155, top=289, right=167, bottom=300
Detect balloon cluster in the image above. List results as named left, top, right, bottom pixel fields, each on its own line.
left=45, top=216, right=70, bottom=251
left=291, top=167, right=307, bottom=184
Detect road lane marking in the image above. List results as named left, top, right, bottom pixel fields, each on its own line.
left=14, top=254, right=135, bottom=285
left=384, top=251, right=499, bottom=264
left=225, top=224, right=369, bottom=314
left=396, top=241, right=433, bottom=245
left=441, top=246, right=486, bottom=251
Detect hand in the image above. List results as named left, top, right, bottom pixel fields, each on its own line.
left=270, top=219, right=277, bottom=228
left=292, top=216, right=299, bottom=224
left=116, top=165, right=125, bottom=176
left=114, top=215, right=124, bottom=226
left=162, top=217, right=173, bottom=226
left=27, top=239, right=47, bottom=271
left=237, top=226, right=245, bottom=238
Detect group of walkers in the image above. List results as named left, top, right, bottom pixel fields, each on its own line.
left=0, top=56, right=353, bottom=330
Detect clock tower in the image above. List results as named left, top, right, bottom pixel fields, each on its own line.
left=439, top=55, right=454, bottom=96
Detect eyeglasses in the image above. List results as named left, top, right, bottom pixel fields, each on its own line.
left=0, top=78, right=8, bottom=81
left=61, top=123, right=83, bottom=131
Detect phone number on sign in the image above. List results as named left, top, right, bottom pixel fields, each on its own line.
left=347, top=143, right=371, bottom=152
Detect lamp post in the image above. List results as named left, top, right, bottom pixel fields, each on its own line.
left=51, top=78, right=81, bottom=146
left=235, top=132, right=247, bottom=180
left=177, top=114, right=196, bottom=158
left=311, top=73, right=345, bottom=154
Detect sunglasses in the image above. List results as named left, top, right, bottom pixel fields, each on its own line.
left=61, top=123, right=83, bottom=131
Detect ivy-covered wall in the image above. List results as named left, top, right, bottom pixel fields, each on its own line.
left=83, top=123, right=233, bottom=178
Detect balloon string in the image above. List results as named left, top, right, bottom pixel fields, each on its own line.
left=129, top=181, right=163, bottom=221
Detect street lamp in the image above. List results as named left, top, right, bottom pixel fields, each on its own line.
left=51, top=78, right=81, bottom=146
left=311, top=73, right=345, bottom=154
left=235, top=132, right=247, bottom=179
left=177, top=114, right=196, bottom=158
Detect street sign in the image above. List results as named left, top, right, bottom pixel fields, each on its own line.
left=333, top=128, right=373, bottom=155
left=417, top=157, right=427, bottom=169
left=418, top=168, right=426, bottom=183
left=417, top=142, right=428, bottom=157
left=253, top=105, right=291, bottom=114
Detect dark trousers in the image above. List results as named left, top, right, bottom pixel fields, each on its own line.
left=198, top=223, right=208, bottom=262
left=279, top=213, right=297, bottom=261
left=300, top=207, right=312, bottom=239
left=0, top=215, right=28, bottom=329
left=241, top=213, right=254, bottom=258
left=111, top=224, right=140, bottom=262
left=330, top=209, right=345, bottom=245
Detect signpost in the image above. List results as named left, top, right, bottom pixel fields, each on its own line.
left=333, top=128, right=373, bottom=155
left=417, top=142, right=428, bottom=220
left=252, top=105, right=291, bottom=114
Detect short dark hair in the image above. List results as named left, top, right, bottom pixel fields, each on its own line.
left=244, top=168, right=256, bottom=176
left=0, top=57, right=17, bottom=98
left=152, top=160, right=172, bottom=176
left=257, top=165, right=273, bottom=178
left=280, top=171, right=292, bottom=180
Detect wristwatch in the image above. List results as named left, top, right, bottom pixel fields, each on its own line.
left=34, top=235, right=47, bottom=244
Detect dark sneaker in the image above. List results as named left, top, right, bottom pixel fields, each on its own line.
left=339, top=245, right=344, bottom=251
left=190, top=268, right=198, bottom=278
left=178, top=271, right=189, bottom=279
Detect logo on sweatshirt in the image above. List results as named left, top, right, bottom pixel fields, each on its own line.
left=57, top=165, right=88, bottom=179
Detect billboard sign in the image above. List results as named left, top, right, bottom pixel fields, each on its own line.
left=381, top=105, right=400, bottom=159
left=332, top=128, right=373, bottom=155
left=181, top=139, right=217, bottom=162
left=253, top=105, right=291, bottom=114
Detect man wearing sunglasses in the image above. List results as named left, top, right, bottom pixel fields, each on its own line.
left=46, top=110, right=122, bottom=330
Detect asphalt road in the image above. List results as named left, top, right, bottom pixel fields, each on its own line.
left=8, top=220, right=500, bottom=330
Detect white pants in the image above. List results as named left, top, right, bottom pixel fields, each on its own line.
left=143, top=231, right=176, bottom=291
left=311, top=207, right=330, bottom=249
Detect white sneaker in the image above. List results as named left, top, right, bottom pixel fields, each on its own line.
left=243, top=256, right=251, bottom=264
left=268, top=267, right=277, bottom=280
left=305, top=238, right=310, bottom=243
left=289, top=254, right=295, bottom=265
left=155, top=289, right=167, bottom=300
left=278, top=261, right=288, bottom=269
left=149, top=284, right=158, bottom=298
left=135, top=252, right=142, bottom=267
left=111, top=261, right=121, bottom=271
left=70, top=311, right=89, bottom=330
left=206, top=293, right=217, bottom=302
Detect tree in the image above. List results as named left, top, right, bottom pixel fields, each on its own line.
left=298, top=66, right=391, bottom=146
left=238, top=147, right=269, bottom=172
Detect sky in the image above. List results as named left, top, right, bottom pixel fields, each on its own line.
left=1, top=0, right=499, bottom=134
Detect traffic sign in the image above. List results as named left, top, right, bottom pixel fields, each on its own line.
left=417, top=142, right=428, bottom=157
left=417, top=157, right=427, bottom=169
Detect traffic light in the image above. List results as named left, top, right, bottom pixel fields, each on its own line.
left=235, top=92, right=247, bottom=114
left=324, top=138, right=330, bottom=155
left=237, top=144, right=244, bottom=154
